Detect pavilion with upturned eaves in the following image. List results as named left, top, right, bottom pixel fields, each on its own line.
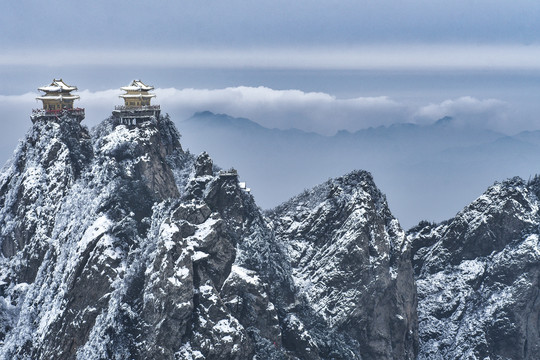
left=31, top=79, right=85, bottom=123
left=113, top=80, right=161, bottom=126
left=120, top=80, right=156, bottom=107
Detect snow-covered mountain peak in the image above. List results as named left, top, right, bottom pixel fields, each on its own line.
left=91, top=117, right=181, bottom=201
left=2, top=111, right=537, bottom=359
left=410, top=176, right=540, bottom=359
left=268, top=169, right=417, bottom=359
left=1, top=113, right=367, bottom=359
left=272, top=170, right=390, bottom=219
left=412, top=176, right=539, bottom=276
left=0, top=115, right=92, bottom=262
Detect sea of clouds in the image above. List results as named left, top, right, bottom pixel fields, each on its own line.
left=0, top=85, right=520, bottom=166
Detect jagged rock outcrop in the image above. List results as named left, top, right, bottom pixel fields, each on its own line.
left=268, top=171, right=418, bottom=359
left=410, top=177, right=540, bottom=360
left=0, top=116, right=93, bottom=279
left=7, top=110, right=538, bottom=360
left=195, top=151, right=213, bottom=177
left=0, top=113, right=418, bottom=359
left=0, top=115, right=189, bottom=359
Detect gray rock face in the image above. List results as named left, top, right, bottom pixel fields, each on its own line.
left=0, top=114, right=419, bottom=359
left=268, top=171, right=418, bottom=359
left=4, top=111, right=538, bottom=360
left=195, top=151, right=213, bottom=177
left=410, top=177, right=540, bottom=360
left=0, top=116, right=188, bottom=359
left=0, top=116, right=93, bottom=279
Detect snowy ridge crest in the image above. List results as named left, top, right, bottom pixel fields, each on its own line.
left=410, top=176, right=540, bottom=360
left=269, top=169, right=417, bottom=359
left=0, top=115, right=419, bottom=359
left=3, top=112, right=537, bottom=359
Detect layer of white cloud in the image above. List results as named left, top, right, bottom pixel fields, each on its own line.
left=415, top=97, right=511, bottom=132
left=0, top=86, right=521, bottom=141
left=156, top=87, right=407, bottom=134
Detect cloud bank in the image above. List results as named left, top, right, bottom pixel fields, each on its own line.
left=415, top=97, right=511, bottom=131
left=154, top=87, right=517, bottom=135
left=0, top=86, right=520, bottom=141
left=155, top=87, right=408, bottom=134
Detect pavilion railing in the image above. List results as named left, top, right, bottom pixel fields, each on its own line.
left=114, top=105, right=160, bottom=111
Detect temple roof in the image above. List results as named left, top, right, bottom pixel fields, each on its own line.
left=36, top=95, right=80, bottom=101
left=120, top=80, right=154, bottom=92
left=119, top=93, right=156, bottom=99
left=38, top=79, right=77, bottom=93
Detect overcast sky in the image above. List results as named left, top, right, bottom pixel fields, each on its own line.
left=3, top=1, right=540, bottom=68
left=3, top=1, right=540, bottom=47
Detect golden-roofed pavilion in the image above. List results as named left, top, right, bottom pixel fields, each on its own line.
left=31, top=79, right=85, bottom=123
left=37, top=79, right=80, bottom=110
left=113, top=80, right=160, bottom=126
left=119, top=80, right=156, bottom=107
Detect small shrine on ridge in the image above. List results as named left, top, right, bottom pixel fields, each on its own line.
left=113, top=80, right=161, bottom=126
left=31, top=79, right=85, bottom=123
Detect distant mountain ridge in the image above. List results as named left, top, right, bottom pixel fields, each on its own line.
left=179, top=111, right=540, bottom=228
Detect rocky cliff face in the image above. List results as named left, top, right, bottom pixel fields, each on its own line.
left=268, top=171, right=418, bottom=359
left=0, top=114, right=418, bottom=359
left=410, top=177, right=540, bottom=360
left=0, top=114, right=189, bottom=359
left=2, top=110, right=538, bottom=360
